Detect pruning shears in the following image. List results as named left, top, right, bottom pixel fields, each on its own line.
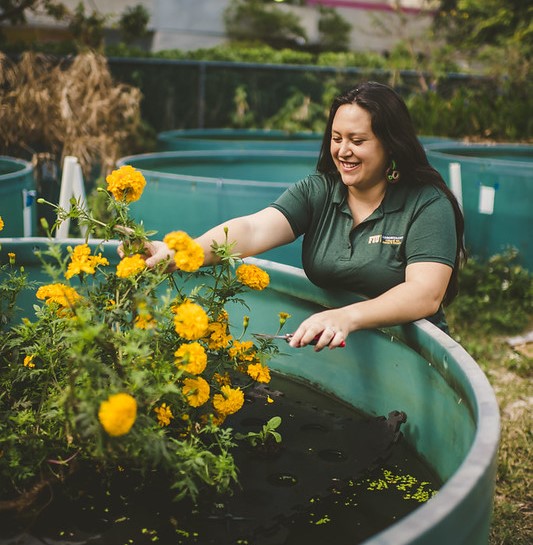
left=253, top=332, right=346, bottom=348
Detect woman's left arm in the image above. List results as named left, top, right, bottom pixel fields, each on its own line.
left=289, top=261, right=452, bottom=351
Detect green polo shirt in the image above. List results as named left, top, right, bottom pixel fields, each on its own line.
left=270, top=173, right=457, bottom=330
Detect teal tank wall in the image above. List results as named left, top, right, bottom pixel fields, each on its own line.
left=0, top=156, right=36, bottom=237
left=426, top=143, right=533, bottom=269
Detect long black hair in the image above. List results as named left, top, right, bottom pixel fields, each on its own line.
left=317, top=81, right=466, bottom=305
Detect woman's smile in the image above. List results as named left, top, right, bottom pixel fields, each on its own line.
left=331, top=103, right=388, bottom=191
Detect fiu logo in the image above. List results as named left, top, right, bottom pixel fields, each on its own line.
left=368, top=234, right=404, bottom=245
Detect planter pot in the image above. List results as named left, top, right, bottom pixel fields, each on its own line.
left=0, top=238, right=500, bottom=545
left=0, top=156, right=35, bottom=237
left=426, top=142, right=533, bottom=269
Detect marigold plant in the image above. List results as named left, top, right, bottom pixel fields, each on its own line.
left=0, top=165, right=291, bottom=510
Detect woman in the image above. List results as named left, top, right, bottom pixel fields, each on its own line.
left=138, top=81, right=466, bottom=350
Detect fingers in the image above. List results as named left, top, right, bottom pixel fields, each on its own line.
left=116, top=240, right=177, bottom=272
left=289, top=320, right=346, bottom=351
left=144, top=241, right=177, bottom=271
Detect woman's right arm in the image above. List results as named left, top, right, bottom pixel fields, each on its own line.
left=143, top=207, right=296, bottom=269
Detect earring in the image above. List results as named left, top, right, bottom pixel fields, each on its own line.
left=386, top=159, right=400, bottom=183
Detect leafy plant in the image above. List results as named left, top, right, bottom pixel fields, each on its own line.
left=447, top=248, right=532, bottom=335
left=236, top=416, right=282, bottom=448
left=0, top=165, right=288, bottom=510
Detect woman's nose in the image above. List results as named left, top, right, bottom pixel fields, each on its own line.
left=339, top=140, right=352, bottom=156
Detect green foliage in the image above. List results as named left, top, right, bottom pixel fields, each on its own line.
left=0, top=168, right=287, bottom=507
left=68, top=2, right=107, bottom=51
left=447, top=249, right=533, bottom=335
left=235, top=416, right=282, bottom=448
left=224, top=0, right=308, bottom=50
left=317, top=6, right=352, bottom=53
left=118, top=4, right=151, bottom=44
left=0, top=0, right=68, bottom=25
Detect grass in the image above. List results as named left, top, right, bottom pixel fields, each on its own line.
left=446, top=251, right=532, bottom=545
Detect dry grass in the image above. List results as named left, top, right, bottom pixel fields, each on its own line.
left=0, top=51, right=142, bottom=176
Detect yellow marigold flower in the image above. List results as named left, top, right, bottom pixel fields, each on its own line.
left=154, top=403, right=173, bottom=427
left=98, top=393, right=137, bottom=437
left=163, top=231, right=205, bottom=273
left=174, top=342, right=207, bottom=375
left=236, top=263, right=270, bottom=290
left=213, top=372, right=231, bottom=386
left=8, top=252, right=15, bottom=265
left=182, top=377, right=210, bottom=407
left=134, top=314, right=156, bottom=329
left=174, top=243, right=204, bottom=273
left=247, top=362, right=271, bottom=384
left=36, top=283, right=82, bottom=307
left=228, top=339, right=256, bottom=362
left=134, top=301, right=156, bottom=329
left=205, top=321, right=232, bottom=350
left=279, top=312, right=291, bottom=326
left=65, top=244, right=109, bottom=279
left=173, top=301, right=209, bottom=340
left=23, top=355, right=35, bottom=368
left=116, top=254, right=146, bottom=278
left=0, top=216, right=4, bottom=231
left=212, top=385, right=244, bottom=416
left=106, top=165, right=146, bottom=203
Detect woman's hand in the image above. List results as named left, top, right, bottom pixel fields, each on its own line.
left=118, top=239, right=177, bottom=272
left=288, top=308, right=348, bottom=351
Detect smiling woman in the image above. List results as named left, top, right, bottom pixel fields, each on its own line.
left=142, top=81, right=466, bottom=341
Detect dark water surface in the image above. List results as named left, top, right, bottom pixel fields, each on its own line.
left=0, top=374, right=440, bottom=545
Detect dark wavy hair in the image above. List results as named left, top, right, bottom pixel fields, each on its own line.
left=316, top=81, right=466, bottom=305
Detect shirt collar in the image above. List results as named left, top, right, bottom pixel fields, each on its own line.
left=330, top=173, right=409, bottom=215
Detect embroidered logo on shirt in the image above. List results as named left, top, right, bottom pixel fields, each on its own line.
left=368, top=234, right=403, bottom=245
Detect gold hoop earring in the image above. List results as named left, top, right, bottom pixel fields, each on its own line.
left=386, top=159, right=400, bottom=183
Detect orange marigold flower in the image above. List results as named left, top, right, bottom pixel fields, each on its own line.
left=116, top=254, right=146, bottom=278
left=212, top=385, right=244, bottom=416
left=247, top=362, right=271, bottom=384
left=205, top=321, right=232, bottom=350
left=23, top=355, right=35, bottom=368
left=174, top=342, right=207, bottom=375
left=65, top=244, right=109, bottom=279
left=173, top=301, right=209, bottom=340
left=0, top=216, right=4, bottom=231
left=36, top=283, right=82, bottom=307
left=182, top=377, right=210, bottom=407
left=163, top=231, right=204, bottom=273
left=213, top=372, right=231, bottom=386
left=236, top=263, right=270, bottom=290
left=98, top=393, right=137, bottom=436
left=154, top=403, right=174, bottom=427
left=8, top=252, right=15, bottom=265
left=134, top=301, right=156, bottom=329
left=106, top=165, right=146, bottom=203
left=228, top=339, right=256, bottom=362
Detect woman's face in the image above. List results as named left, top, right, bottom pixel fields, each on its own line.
left=330, top=103, right=389, bottom=191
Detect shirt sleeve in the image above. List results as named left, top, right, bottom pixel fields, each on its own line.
left=269, top=176, right=318, bottom=237
left=405, top=194, right=457, bottom=268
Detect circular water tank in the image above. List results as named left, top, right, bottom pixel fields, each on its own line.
left=0, top=156, right=35, bottom=237
left=0, top=238, right=501, bottom=545
left=426, top=143, right=533, bottom=269
left=117, top=150, right=321, bottom=267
